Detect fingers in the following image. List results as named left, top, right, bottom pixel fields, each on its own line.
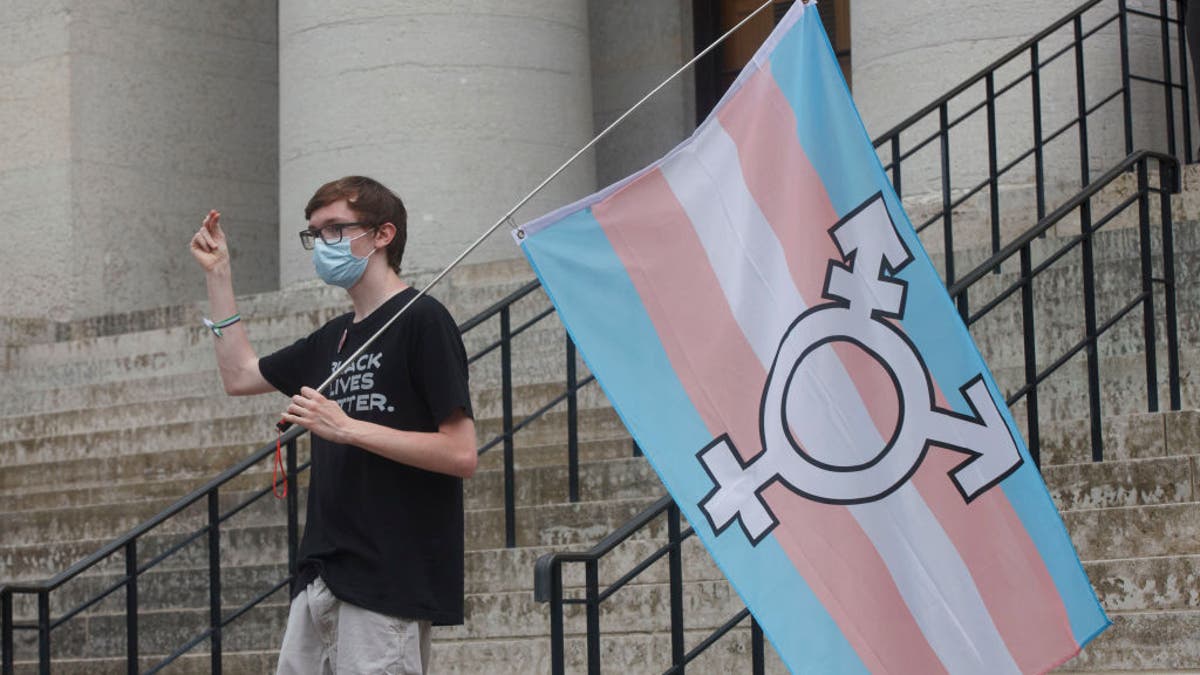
left=193, top=227, right=217, bottom=252
left=203, top=209, right=222, bottom=236
left=299, top=386, right=325, bottom=402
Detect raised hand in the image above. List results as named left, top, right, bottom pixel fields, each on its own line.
left=190, top=209, right=230, bottom=272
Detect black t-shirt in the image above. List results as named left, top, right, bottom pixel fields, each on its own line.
left=258, top=288, right=473, bottom=625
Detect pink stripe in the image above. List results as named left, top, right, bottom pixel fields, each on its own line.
left=717, top=66, right=900, bottom=443
left=721, top=64, right=1075, bottom=665
left=593, top=169, right=945, bottom=673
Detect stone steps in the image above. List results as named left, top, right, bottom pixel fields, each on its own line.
left=0, top=386, right=621, bottom=472
left=1, top=493, right=665, bottom=581
left=7, top=628, right=792, bottom=675
left=990, top=345, right=1199, bottom=424
left=0, top=436, right=639, bottom=514
left=3, top=406, right=1197, bottom=670
left=1059, top=610, right=1200, bottom=672
left=0, top=455, right=662, bottom=550
left=2, top=317, right=568, bottom=401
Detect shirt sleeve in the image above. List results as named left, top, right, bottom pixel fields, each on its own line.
left=259, top=333, right=317, bottom=397
left=411, top=300, right=474, bottom=425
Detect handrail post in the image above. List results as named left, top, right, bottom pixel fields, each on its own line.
left=751, top=615, right=765, bottom=675
left=1160, top=0, right=1178, bottom=158
left=2, top=589, right=13, bottom=675
left=585, top=560, right=601, bottom=674
left=889, top=135, right=902, bottom=196
left=286, top=437, right=299, bottom=580
left=1031, top=41, right=1047, bottom=222
left=36, top=591, right=48, bottom=675
left=1176, top=0, right=1194, bottom=163
left=501, top=307, right=516, bottom=548
left=1080, top=185, right=1103, bottom=461
left=125, top=540, right=138, bottom=675
left=1119, top=0, right=1135, bottom=156
left=986, top=72, right=1001, bottom=262
left=566, top=335, right=580, bottom=503
left=1159, top=160, right=1182, bottom=409
left=1137, top=159, right=1161, bottom=413
left=668, top=502, right=685, bottom=672
left=1020, top=245, right=1041, bottom=466
left=208, top=491, right=222, bottom=675
left=546, top=560, right=566, bottom=675
left=1074, top=15, right=1091, bottom=189
left=939, top=102, right=955, bottom=286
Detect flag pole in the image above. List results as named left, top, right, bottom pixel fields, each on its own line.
left=278, top=0, right=782, bottom=434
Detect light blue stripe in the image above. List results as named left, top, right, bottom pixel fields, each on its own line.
left=771, top=10, right=1107, bottom=645
left=521, top=209, right=867, bottom=674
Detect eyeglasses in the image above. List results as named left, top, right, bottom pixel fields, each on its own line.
left=299, top=222, right=375, bottom=250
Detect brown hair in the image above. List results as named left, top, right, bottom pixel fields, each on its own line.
left=305, top=176, right=408, bottom=273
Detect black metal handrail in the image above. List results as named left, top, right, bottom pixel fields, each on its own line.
left=533, top=148, right=1182, bottom=675
left=874, top=0, right=1191, bottom=288
left=0, top=273, right=603, bottom=672
left=949, top=149, right=1181, bottom=464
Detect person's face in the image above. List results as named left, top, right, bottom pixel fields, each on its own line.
left=306, top=199, right=376, bottom=257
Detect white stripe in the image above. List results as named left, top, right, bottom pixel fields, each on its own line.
left=664, top=119, right=1019, bottom=673
left=852, top=491, right=1021, bottom=673
left=660, top=120, right=802, bottom=366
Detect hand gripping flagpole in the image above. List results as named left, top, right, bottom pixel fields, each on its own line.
left=276, top=0, right=781, bottom=437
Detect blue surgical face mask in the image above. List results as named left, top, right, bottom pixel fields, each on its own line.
left=312, top=231, right=375, bottom=288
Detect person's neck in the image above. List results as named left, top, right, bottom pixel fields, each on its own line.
left=346, top=269, right=409, bottom=323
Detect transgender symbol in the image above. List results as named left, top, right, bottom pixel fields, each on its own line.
left=697, top=193, right=1024, bottom=545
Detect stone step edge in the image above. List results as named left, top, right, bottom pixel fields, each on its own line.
left=0, top=454, right=653, bottom=516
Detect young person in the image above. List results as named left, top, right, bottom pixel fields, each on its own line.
left=189, top=176, right=476, bottom=674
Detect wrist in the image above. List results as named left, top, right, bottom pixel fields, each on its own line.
left=339, top=416, right=367, bottom=446
left=205, top=260, right=232, bottom=278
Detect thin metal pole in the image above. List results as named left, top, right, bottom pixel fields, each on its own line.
left=1177, top=0, right=1194, bottom=163
left=286, top=437, right=299, bottom=579
left=501, top=308, right=516, bottom=549
left=1161, top=0, right=1179, bottom=158
left=751, top=616, right=765, bottom=675
left=1074, top=16, right=1091, bottom=188
left=1137, top=160, right=1161, bottom=413
left=208, top=491, right=223, bottom=675
left=939, top=103, right=955, bottom=287
left=1031, top=42, right=1047, bottom=222
left=125, top=540, right=139, bottom=675
left=279, top=0, right=781, bottom=421
left=668, top=503, right=685, bottom=672
left=1160, top=162, right=1182, bottom=410
left=548, top=562, right=566, bottom=675
left=1020, top=245, right=1041, bottom=467
left=37, top=592, right=48, bottom=675
left=1081, top=186, right=1102, bottom=461
left=890, top=135, right=902, bottom=196
left=566, top=336, right=580, bottom=503
left=1, top=590, right=12, bottom=675
left=1119, top=0, right=1135, bottom=156
left=585, top=560, right=601, bottom=675
left=986, top=72, right=1001, bottom=262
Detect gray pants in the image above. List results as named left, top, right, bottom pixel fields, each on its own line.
left=275, top=576, right=432, bottom=675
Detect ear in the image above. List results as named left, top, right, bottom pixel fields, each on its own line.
left=374, top=222, right=396, bottom=247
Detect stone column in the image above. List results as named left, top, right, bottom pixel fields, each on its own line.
left=588, top=0, right=696, bottom=188
left=0, top=1, right=279, bottom=321
left=279, top=0, right=597, bottom=286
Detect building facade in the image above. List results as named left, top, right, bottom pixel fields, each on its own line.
left=0, top=0, right=1177, bottom=321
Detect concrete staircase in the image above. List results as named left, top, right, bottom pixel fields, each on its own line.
left=1, top=168, right=1198, bottom=672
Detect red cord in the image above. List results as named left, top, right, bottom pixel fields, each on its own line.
left=273, top=425, right=288, bottom=499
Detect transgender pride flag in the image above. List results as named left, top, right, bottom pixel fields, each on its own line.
left=516, top=3, right=1108, bottom=672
